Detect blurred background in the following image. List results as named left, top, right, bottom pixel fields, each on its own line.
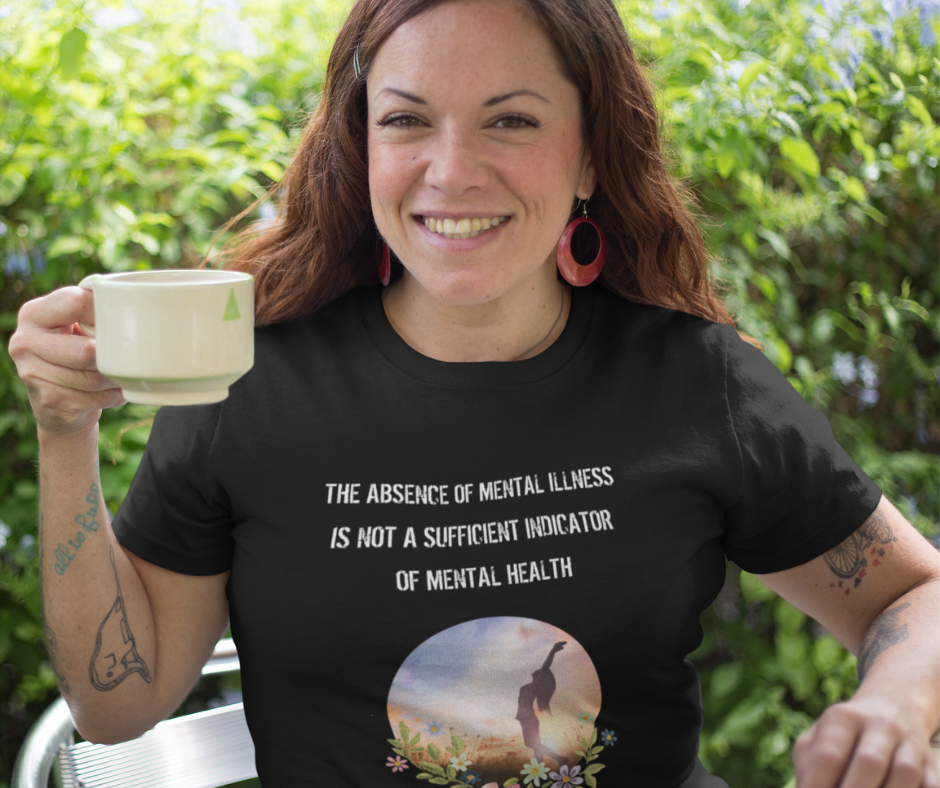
left=0, top=0, right=937, bottom=784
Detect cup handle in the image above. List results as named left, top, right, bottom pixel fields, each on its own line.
left=77, top=274, right=103, bottom=338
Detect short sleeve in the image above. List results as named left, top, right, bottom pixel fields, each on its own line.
left=720, top=327, right=882, bottom=574
left=112, top=402, right=234, bottom=576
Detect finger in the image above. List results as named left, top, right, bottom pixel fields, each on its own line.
left=14, top=329, right=102, bottom=372
left=794, top=712, right=860, bottom=788
left=881, top=739, right=929, bottom=788
left=18, top=286, right=95, bottom=332
left=923, top=750, right=940, bottom=788
left=837, top=722, right=898, bottom=788
left=28, top=377, right=126, bottom=424
left=24, top=358, right=120, bottom=396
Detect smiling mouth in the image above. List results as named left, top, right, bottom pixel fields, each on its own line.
left=420, top=215, right=509, bottom=239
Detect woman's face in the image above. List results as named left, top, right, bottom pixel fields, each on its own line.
left=366, top=0, right=595, bottom=307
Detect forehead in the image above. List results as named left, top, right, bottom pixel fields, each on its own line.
left=368, top=0, right=569, bottom=96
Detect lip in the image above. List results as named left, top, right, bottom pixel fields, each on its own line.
left=412, top=214, right=509, bottom=251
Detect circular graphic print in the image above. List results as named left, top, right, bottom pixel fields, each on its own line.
left=387, top=617, right=602, bottom=785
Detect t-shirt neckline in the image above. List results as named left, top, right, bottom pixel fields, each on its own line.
left=360, top=283, right=595, bottom=386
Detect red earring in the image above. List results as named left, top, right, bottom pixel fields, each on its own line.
left=557, top=199, right=606, bottom=287
left=377, top=238, right=390, bottom=286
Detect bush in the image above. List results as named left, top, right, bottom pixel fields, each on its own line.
left=1, top=0, right=937, bottom=784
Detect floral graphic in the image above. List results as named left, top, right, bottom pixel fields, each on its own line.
left=387, top=755, right=409, bottom=772
left=521, top=757, right=550, bottom=786
left=576, top=712, right=594, bottom=725
left=599, top=729, right=616, bottom=746
left=549, top=764, right=584, bottom=786
left=425, top=721, right=444, bottom=736
left=450, top=752, right=473, bottom=772
left=464, top=770, right=483, bottom=784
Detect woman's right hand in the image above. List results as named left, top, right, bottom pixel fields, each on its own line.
left=8, top=286, right=127, bottom=436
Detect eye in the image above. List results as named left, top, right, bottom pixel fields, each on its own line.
left=376, top=113, right=424, bottom=128
left=491, top=114, right=541, bottom=129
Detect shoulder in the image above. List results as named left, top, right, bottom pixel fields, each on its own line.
left=588, top=284, right=739, bottom=367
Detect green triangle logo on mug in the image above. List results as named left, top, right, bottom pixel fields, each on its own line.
left=223, top=289, right=241, bottom=321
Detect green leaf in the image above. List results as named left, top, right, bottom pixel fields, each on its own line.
left=738, top=60, right=768, bottom=91
left=58, top=28, right=88, bottom=80
left=446, top=765, right=457, bottom=780
left=429, top=779, right=449, bottom=786
left=387, top=738, right=400, bottom=746
left=423, top=763, right=446, bottom=777
left=417, top=774, right=433, bottom=780
left=583, top=763, right=606, bottom=776
left=709, top=661, right=743, bottom=699
left=427, top=743, right=441, bottom=761
left=906, top=95, right=934, bottom=128
left=589, top=727, right=597, bottom=746
left=0, top=169, right=27, bottom=206
left=590, top=745, right=604, bottom=755
left=585, top=776, right=597, bottom=788
left=889, top=72, right=905, bottom=91
left=47, top=237, right=85, bottom=259
left=400, top=721, right=411, bottom=741
left=451, top=734, right=463, bottom=752
left=410, top=732, right=421, bottom=746
left=779, top=137, right=820, bottom=178
left=844, top=176, right=867, bottom=203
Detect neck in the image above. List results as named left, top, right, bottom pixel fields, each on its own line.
left=382, top=269, right=570, bottom=363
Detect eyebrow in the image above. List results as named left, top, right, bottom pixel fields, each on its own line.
left=377, top=87, right=551, bottom=106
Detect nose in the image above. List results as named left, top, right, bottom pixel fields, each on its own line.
left=424, top=127, right=488, bottom=196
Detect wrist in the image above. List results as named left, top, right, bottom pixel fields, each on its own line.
left=37, top=423, right=100, bottom=457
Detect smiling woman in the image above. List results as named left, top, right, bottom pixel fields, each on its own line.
left=8, top=1, right=940, bottom=787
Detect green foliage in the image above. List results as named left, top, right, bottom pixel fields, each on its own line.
left=1, top=0, right=937, bottom=784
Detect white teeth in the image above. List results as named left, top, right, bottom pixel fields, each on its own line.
left=423, top=216, right=507, bottom=238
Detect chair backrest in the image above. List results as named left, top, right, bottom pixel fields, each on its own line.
left=12, top=639, right=256, bottom=788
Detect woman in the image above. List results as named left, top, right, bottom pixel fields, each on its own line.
left=9, top=0, right=940, bottom=786
left=516, top=641, right=568, bottom=768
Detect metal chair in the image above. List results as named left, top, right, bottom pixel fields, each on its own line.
left=11, top=639, right=256, bottom=788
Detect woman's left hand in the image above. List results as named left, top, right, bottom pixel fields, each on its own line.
left=793, top=694, right=940, bottom=788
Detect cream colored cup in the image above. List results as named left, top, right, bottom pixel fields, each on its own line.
left=78, top=269, right=254, bottom=406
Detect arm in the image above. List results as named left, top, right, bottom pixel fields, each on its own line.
left=755, top=496, right=940, bottom=788
left=11, top=288, right=230, bottom=743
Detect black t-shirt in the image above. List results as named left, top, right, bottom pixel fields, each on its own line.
left=113, top=284, right=881, bottom=788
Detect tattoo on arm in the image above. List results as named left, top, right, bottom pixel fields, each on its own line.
left=39, top=512, right=72, bottom=696
left=52, top=481, right=102, bottom=577
left=857, top=602, right=910, bottom=683
left=823, top=510, right=897, bottom=594
left=89, top=545, right=152, bottom=691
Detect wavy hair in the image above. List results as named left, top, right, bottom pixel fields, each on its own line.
left=217, top=0, right=734, bottom=328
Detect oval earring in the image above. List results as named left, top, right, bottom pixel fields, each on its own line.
left=377, top=238, right=391, bottom=286
left=556, top=199, right=606, bottom=287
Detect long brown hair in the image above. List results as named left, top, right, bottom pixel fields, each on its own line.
left=217, top=0, right=734, bottom=328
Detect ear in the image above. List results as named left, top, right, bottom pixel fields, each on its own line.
left=575, top=151, right=597, bottom=201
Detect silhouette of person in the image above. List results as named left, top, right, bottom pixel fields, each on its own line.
left=516, top=640, right=568, bottom=766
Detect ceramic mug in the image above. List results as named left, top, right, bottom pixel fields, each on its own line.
left=78, top=269, right=254, bottom=406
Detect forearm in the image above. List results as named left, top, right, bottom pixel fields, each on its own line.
left=39, top=425, right=162, bottom=742
left=853, top=577, right=940, bottom=740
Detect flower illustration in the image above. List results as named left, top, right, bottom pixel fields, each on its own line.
left=450, top=752, right=473, bottom=772
left=464, top=770, right=483, bottom=785
left=521, top=757, right=550, bottom=786
left=600, top=729, right=617, bottom=746
left=386, top=755, right=409, bottom=772
left=576, top=712, right=594, bottom=724
left=549, top=764, right=584, bottom=787
left=424, top=721, right=443, bottom=736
